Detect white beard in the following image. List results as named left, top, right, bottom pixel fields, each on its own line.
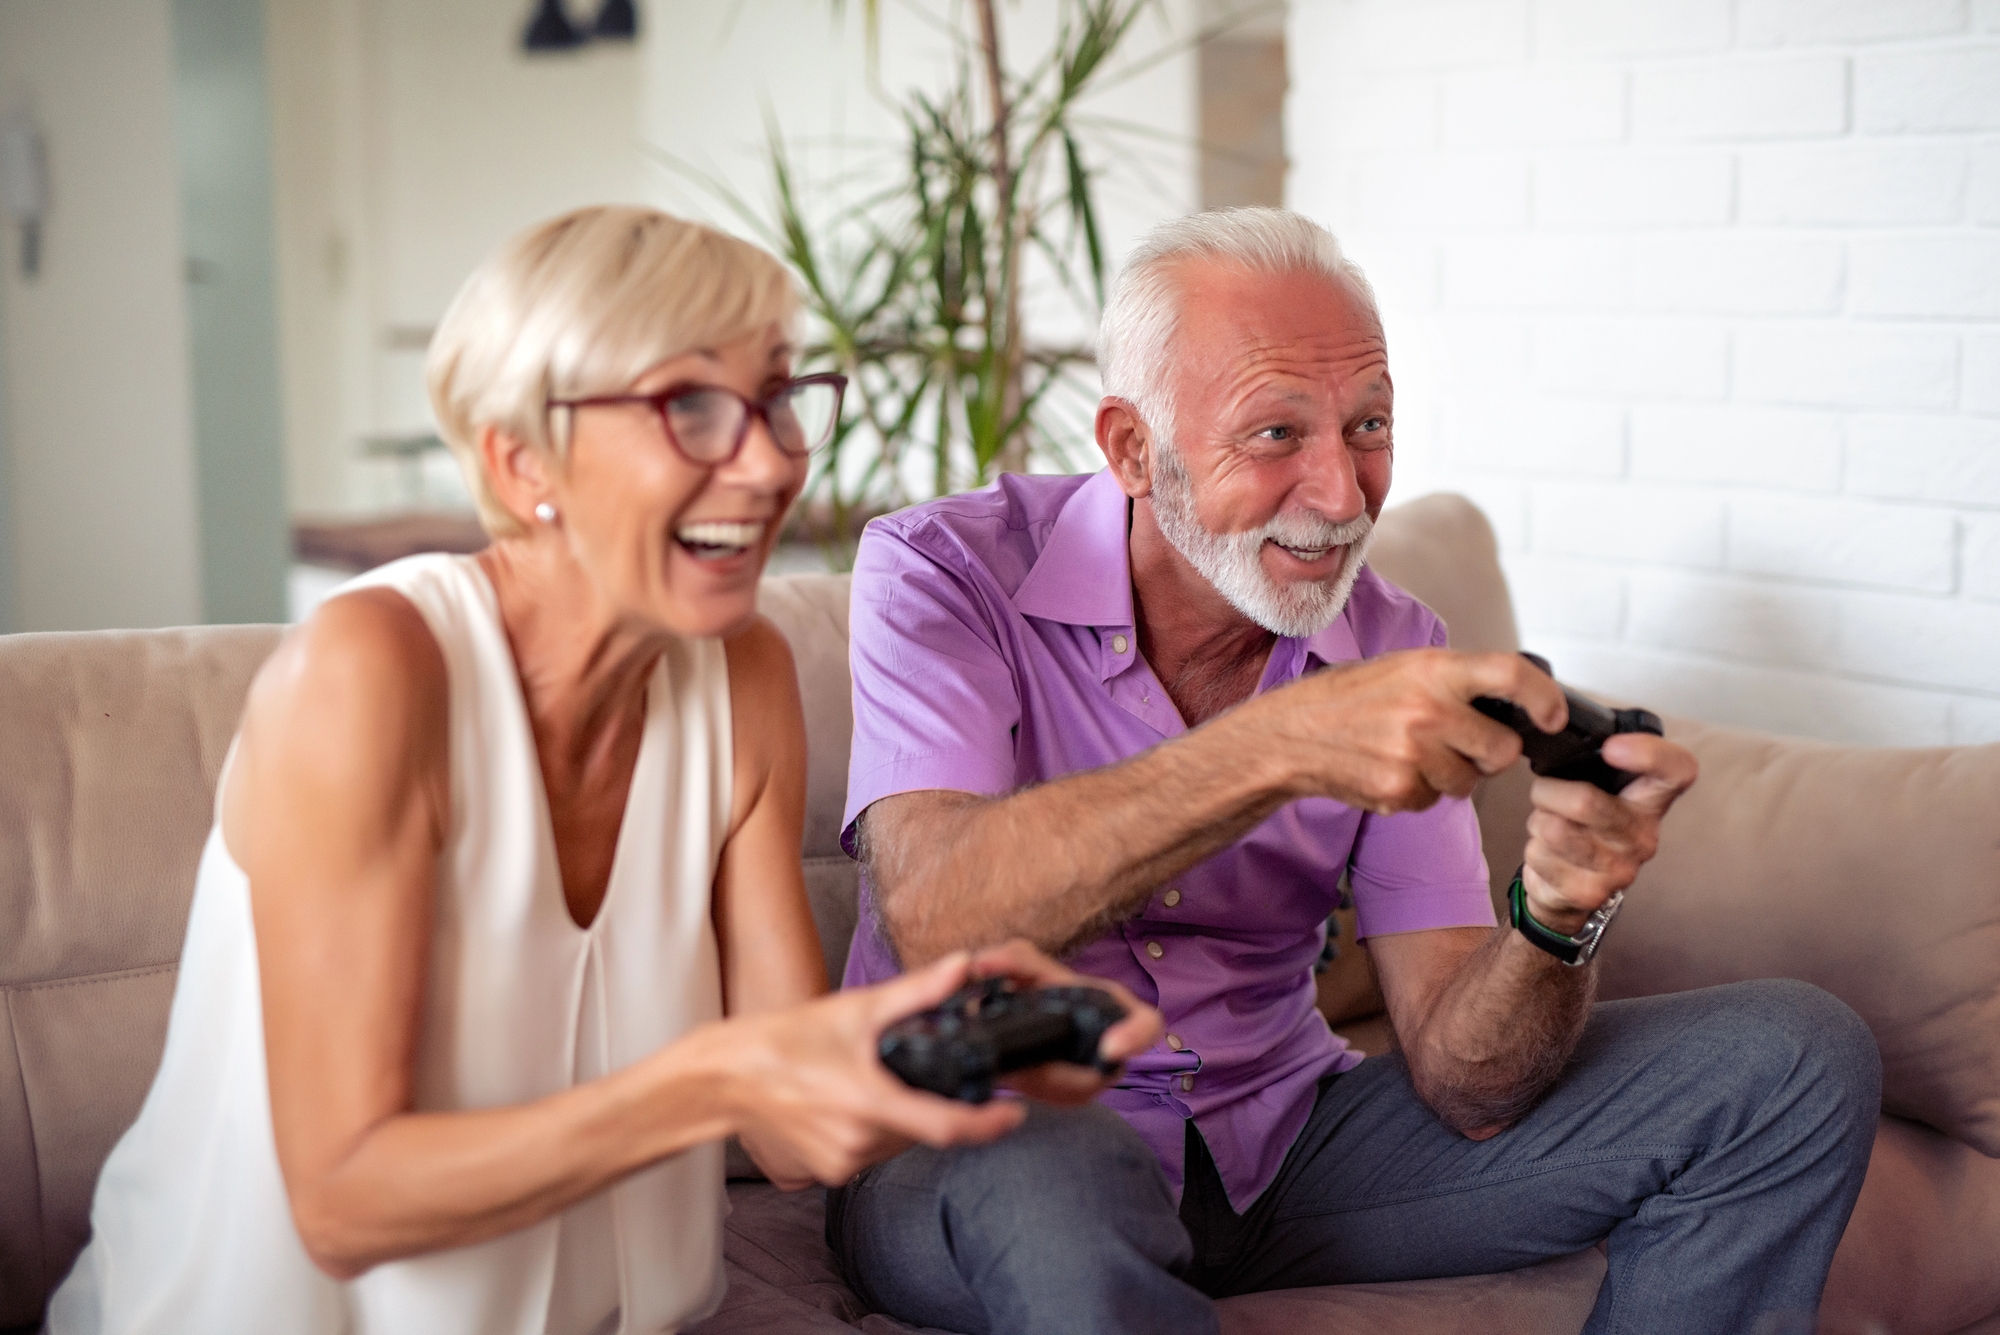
left=1150, top=437, right=1377, bottom=638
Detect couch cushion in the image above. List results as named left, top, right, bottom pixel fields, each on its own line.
left=1824, top=1116, right=2000, bottom=1335
left=0, top=626, right=281, bottom=986
left=3, top=966, right=178, bottom=1321
left=696, top=1183, right=871, bottom=1331
left=0, top=984, right=33, bottom=1325
left=0, top=625, right=282, bottom=1325
left=757, top=574, right=862, bottom=990
left=756, top=574, right=855, bottom=865
left=1596, top=718, right=2000, bottom=1158
left=1213, top=1248, right=1603, bottom=1334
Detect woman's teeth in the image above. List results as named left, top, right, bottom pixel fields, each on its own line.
left=676, top=520, right=764, bottom=558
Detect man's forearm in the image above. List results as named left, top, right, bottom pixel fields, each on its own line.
left=863, top=713, right=1300, bottom=966
left=1396, top=930, right=1596, bottom=1138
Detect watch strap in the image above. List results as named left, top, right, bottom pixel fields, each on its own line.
left=1508, top=866, right=1622, bottom=966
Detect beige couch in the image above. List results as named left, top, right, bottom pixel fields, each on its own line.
left=3, top=494, right=1997, bottom=1334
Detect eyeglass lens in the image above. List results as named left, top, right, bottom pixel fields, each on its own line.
left=666, top=381, right=840, bottom=461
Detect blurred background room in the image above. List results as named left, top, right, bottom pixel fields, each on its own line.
left=0, top=0, right=1994, bottom=748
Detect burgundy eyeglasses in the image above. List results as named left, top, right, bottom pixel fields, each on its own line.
left=548, top=371, right=848, bottom=465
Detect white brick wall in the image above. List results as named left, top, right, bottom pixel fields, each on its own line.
left=1288, top=0, right=2000, bottom=746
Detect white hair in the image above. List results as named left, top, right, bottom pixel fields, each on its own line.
left=1097, top=207, right=1378, bottom=435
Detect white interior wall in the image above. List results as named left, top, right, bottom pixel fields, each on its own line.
left=0, top=0, right=203, bottom=631
left=267, top=0, right=644, bottom=517
left=1287, top=0, right=2000, bottom=747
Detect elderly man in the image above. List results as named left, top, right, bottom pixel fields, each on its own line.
left=826, top=209, right=1879, bottom=1335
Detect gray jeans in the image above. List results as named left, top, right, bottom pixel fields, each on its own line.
left=826, top=979, right=1881, bottom=1335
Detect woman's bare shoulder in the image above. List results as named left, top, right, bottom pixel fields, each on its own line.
left=248, top=587, right=448, bottom=733
left=227, top=588, right=451, bottom=855
left=721, top=614, right=805, bottom=804
left=722, top=614, right=798, bottom=703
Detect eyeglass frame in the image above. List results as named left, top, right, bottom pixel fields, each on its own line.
left=546, top=371, right=849, bottom=467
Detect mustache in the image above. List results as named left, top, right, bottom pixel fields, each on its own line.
left=1239, top=509, right=1374, bottom=550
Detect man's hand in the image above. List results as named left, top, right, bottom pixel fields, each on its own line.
left=1242, top=648, right=1569, bottom=816
left=1518, top=731, right=1700, bottom=937
left=1371, top=722, right=1696, bottom=1141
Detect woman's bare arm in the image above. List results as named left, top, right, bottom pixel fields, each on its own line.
left=714, top=616, right=825, bottom=1016
left=231, top=592, right=1018, bottom=1277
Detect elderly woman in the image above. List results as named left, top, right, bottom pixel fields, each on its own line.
left=47, top=206, right=1158, bottom=1334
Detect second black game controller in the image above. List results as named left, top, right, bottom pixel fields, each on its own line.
left=878, top=977, right=1126, bottom=1104
left=1472, top=653, right=1664, bottom=795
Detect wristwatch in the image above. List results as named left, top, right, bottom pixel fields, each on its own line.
left=1508, top=866, right=1624, bottom=967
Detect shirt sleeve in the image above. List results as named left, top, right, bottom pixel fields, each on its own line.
left=840, top=518, right=1022, bottom=856
left=1346, top=607, right=1498, bottom=938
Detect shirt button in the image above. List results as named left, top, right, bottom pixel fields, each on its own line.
left=1181, top=1075, right=1195, bottom=1092
left=1162, top=888, right=1182, bottom=908
left=1166, top=1033, right=1183, bottom=1051
left=1111, top=633, right=1129, bottom=655
left=1145, top=941, right=1164, bottom=960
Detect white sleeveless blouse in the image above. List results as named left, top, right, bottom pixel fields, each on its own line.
left=48, top=554, right=732, bottom=1335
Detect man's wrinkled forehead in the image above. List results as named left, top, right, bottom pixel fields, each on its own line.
left=1166, top=264, right=1389, bottom=409
left=1172, top=263, right=1385, bottom=365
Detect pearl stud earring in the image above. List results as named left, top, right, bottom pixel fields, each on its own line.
left=534, top=502, right=557, bottom=524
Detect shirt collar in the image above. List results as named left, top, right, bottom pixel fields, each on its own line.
left=1012, top=466, right=1371, bottom=677
left=1300, top=593, right=1363, bottom=670
left=1013, top=468, right=1135, bottom=628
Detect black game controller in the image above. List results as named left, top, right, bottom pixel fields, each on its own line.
left=1472, top=653, right=1664, bottom=795
left=878, top=977, right=1127, bottom=1104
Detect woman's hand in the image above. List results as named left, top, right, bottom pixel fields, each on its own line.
left=722, top=952, right=1028, bottom=1190
left=972, top=938, right=1164, bottom=1107
left=725, top=940, right=1162, bottom=1189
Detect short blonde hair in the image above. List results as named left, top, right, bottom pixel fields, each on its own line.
left=426, top=205, right=799, bottom=536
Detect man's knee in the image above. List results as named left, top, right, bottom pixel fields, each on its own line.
left=1710, top=978, right=1882, bottom=1139
left=1723, top=979, right=1881, bottom=1087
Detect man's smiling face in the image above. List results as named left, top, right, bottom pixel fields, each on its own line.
left=1144, top=261, right=1395, bottom=636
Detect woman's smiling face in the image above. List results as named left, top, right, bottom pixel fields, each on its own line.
left=550, top=324, right=808, bottom=640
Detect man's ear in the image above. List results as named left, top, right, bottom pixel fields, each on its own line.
left=1096, top=398, right=1154, bottom=499
left=478, top=424, right=556, bottom=527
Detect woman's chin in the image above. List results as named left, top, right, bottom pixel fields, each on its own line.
left=655, top=541, right=770, bottom=637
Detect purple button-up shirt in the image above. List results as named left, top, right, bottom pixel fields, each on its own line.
left=841, top=470, right=1496, bottom=1210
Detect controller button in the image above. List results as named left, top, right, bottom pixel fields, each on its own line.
left=1166, top=1033, right=1183, bottom=1050
left=1162, top=889, right=1182, bottom=908
left=1181, top=1075, right=1195, bottom=1092
left=1145, top=941, right=1164, bottom=960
